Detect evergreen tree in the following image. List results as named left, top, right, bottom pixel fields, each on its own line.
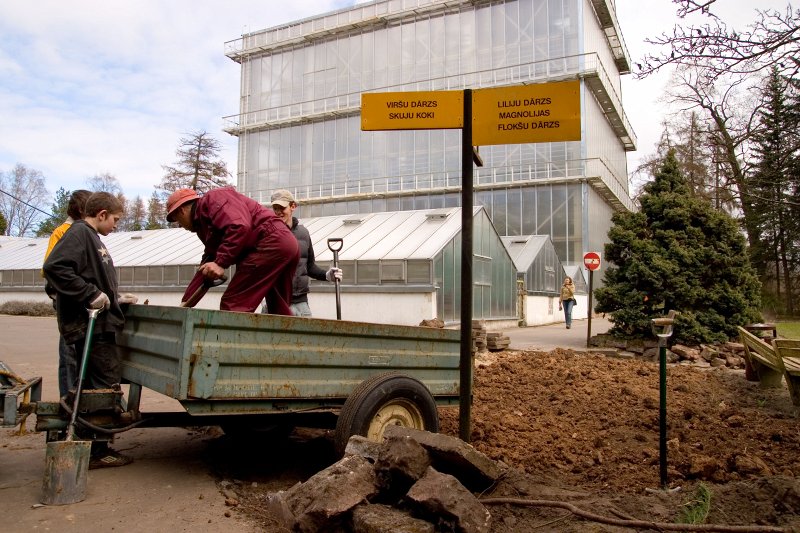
left=748, top=67, right=800, bottom=316
left=158, top=131, right=231, bottom=195
left=0, top=211, right=6, bottom=235
left=595, top=150, right=762, bottom=344
left=36, top=187, right=70, bottom=237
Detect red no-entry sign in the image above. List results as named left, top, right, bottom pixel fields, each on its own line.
left=584, top=251, right=601, bottom=271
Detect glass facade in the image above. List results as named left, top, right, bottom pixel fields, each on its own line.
left=225, top=0, right=635, bottom=275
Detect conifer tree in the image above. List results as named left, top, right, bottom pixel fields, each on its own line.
left=595, top=150, right=762, bottom=344
left=36, top=187, right=70, bottom=237
left=748, top=67, right=800, bottom=315
left=158, top=131, right=231, bottom=194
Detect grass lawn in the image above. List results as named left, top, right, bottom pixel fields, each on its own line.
left=776, top=320, right=800, bottom=339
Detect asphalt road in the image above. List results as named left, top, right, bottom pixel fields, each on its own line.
left=503, top=316, right=612, bottom=352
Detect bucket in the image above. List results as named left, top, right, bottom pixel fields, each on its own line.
left=40, top=439, right=92, bottom=505
left=40, top=308, right=100, bottom=505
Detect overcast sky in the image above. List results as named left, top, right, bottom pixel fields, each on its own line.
left=0, top=0, right=784, bottom=205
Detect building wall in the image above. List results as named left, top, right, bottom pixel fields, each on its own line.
left=523, top=293, right=588, bottom=326
left=227, top=0, right=632, bottom=290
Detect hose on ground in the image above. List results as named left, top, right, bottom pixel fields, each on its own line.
left=59, top=396, right=148, bottom=435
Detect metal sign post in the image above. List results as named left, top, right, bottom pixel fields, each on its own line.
left=459, top=89, right=474, bottom=442
left=583, top=252, right=601, bottom=348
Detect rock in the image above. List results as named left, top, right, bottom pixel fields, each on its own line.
left=284, top=454, right=379, bottom=532
left=710, top=357, right=727, bottom=367
left=642, top=347, right=658, bottom=360
left=725, top=355, right=744, bottom=369
left=375, top=434, right=432, bottom=497
left=352, top=503, right=435, bottom=533
left=671, top=344, right=699, bottom=360
left=345, top=435, right=383, bottom=462
left=262, top=492, right=295, bottom=531
left=406, top=467, right=491, bottom=533
left=724, top=341, right=745, bottom=353
left=666, top=350, right=679, bottom=363
left=700, top=345, right=719, bottom=362
left=383, top=426, right=503, bottom=492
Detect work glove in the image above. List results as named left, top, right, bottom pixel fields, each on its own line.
left=90, top=292, right=111, bottom=311
left=326, top=267, right=343, bottom=282
left=118, top=293, right=138, bottom=305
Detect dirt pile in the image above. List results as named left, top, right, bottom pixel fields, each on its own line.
left=227, top=348, right=800, bottom=531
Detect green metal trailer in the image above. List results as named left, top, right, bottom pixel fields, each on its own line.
left=8, top=305, right=462, bottom=452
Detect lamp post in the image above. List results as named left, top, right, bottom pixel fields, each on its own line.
left=651, top=311, right=677, bottom=490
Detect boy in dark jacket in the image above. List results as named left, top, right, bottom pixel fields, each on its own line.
left=42, top=188, right=92, bottom=398
left=43, top=191, right=134, bottom=468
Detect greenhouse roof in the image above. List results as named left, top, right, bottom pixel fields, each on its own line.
left=0, top=207, right=483, bottom=270
left=500, top=235, right=550, bottom=272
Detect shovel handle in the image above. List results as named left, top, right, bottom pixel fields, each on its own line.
left=181, top=274, right=228, bottom=308
left=327, top=238, right=343, bottom=320
left=66, top=308, right=101, bottom=441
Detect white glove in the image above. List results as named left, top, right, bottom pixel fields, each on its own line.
left=326, top=267, right=343, bottom=282
left=90, top=292, right=111, bottom=311
left=118, top=293, right=138, bottom=305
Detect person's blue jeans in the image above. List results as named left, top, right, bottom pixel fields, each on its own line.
left=290, top=301, right=313, bottom=317
left=58, top=335, right=77, bottom=399
left=562, top=299, right=575, bottom=328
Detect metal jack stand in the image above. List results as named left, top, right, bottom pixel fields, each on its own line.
left=647, top=310, right=681, bottom=494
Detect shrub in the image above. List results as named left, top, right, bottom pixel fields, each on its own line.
left=0, top=300, right=56, bottom=317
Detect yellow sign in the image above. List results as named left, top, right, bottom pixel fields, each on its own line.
left=361, top=91, right=463, bottom=131
left=472, top=80, right=581, bottom=146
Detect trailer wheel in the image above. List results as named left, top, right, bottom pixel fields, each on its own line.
left=334, top=372, right=438, bottom=454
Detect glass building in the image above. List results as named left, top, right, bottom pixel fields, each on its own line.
left=223, top=0, right=635, bottom=269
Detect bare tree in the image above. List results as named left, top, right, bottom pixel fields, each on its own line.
left=146, top=191, right=166, bottom=229
left=85, top=172, right=132, bottom=229
left=86, top=172, right=123, bottom=195
left=0, top=164, right=50, bottom=236
left=158, top=131, right=231, bottom=194
left=661, top=68, right=788, bottom=280
left=122, top=196, right=146, bottom=231
left=637, top=2, right=800, bottom=82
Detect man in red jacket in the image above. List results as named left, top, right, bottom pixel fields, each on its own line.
left=166, top=187, right=299, bottom=314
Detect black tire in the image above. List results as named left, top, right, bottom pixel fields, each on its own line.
left=334, top=372, right=438, bottom=455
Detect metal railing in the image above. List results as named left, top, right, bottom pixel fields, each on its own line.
left=244, top=156, right=633, bottom=211
left=222, top=52, right=635, bottom=148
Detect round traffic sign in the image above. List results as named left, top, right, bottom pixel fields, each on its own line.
left=584, top=251, right=601, bottom=271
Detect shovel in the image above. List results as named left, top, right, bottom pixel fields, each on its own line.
left=40, top=308, right=100, bottom=505
left=327, top=238, right=343, bottom=320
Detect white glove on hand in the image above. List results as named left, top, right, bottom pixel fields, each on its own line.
left=118, top=293, right=138, bottom=305
left=326, top=267, right=343, bottom=282
left=90, top=292, right=111, bottom=311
